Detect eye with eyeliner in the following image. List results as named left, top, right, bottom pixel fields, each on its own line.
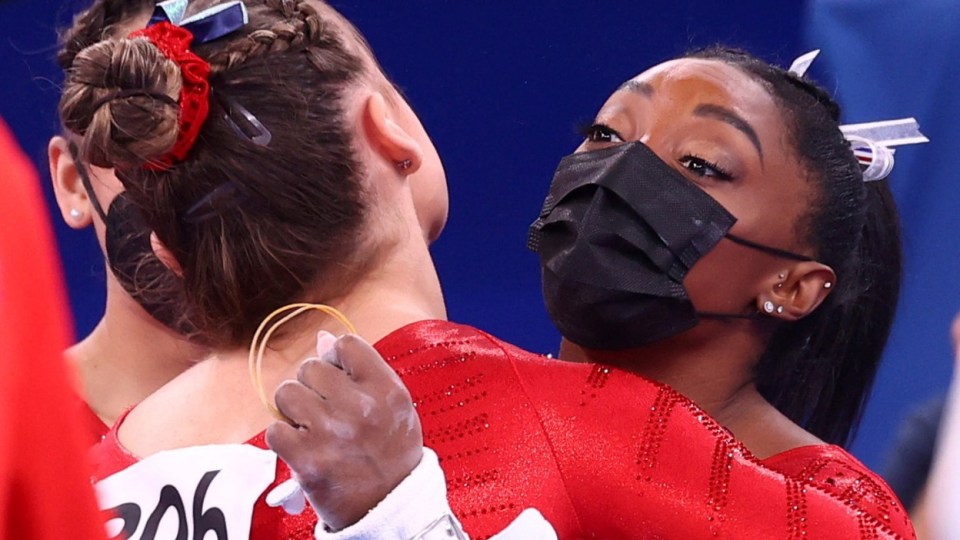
left=678, top=154, right=734, bottom=181
left=579, top=122, right=736, bottom=181
left=578, top=123, right=624, bottom=144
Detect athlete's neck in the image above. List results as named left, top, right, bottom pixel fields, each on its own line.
left=213, top=223, right=447, bottom=374
left=68, top=275, right=203, bottom=426
left=117, top=213, right=447, bottom=455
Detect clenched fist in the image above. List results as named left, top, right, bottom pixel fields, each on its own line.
left=266, top=332, right=424, bottom=531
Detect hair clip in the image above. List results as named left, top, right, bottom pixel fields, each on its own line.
left=214, top=90, right=273, bottom=147
left=182, top=182, right=247, bottom=224
left=840, top=118, right=929, bottom=182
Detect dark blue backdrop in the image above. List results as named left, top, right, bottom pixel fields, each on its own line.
left=2, top=0, right=949, bottom=471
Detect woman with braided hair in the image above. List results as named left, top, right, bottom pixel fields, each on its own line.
left=57, top=0, right=916, bottom=538
left=49, top=0, right=202, bottom=443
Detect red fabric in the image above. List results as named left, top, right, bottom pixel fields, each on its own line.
left=78, top=400, right=111, bottom=446
left=129, top=22, right=210, bottom=170
left=92, top=320, right=914, bottom=539
left=764, top=444, right=913, bottom=536
left=0, top=119, right=106, bottom=539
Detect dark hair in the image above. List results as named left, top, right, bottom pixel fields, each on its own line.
left=59, top=0, right=376, bottom=348
left=686, top=47, right=902, bottom=446
left=58, top=0, right=156, bottom=71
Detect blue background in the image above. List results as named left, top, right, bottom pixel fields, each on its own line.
left=0, top=1, right=953, bottom=471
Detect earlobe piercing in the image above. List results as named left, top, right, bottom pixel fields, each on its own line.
left=69, top=209, right=83, bottom=220
left=396, top=159, right=412, bottom=171
left=763, top=300, right=775, bottom=314
left=776, top=305, right=785, bottom=314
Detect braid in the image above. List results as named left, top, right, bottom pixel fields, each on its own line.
left=207, top=0, right=340, bottom=74
left=58, top=0, right=154, bottom=70
left=58, top=0, right=376, bottom=347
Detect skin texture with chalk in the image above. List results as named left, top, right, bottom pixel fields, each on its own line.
left=267, top=334, right=423, bottom=531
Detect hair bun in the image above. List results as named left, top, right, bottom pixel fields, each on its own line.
left=60, top=37, right=182, bottom=169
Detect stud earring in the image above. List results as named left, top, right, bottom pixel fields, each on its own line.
left=778, top=272, right=786, bottom=279
left=763, top=300, right=775, bottom=314
left=69, top=209, right=83, bottom=220
left=776, top=305, right=785, bottom=314
left=396, top=159, right=412, bottom=171
left=824, top=282, right=833, bottom=289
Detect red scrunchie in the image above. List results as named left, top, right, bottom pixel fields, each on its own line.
left=129, top=22, right=211, bottom=170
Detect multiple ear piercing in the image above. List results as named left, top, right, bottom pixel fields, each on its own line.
left=765, top=273, right=787, bottom=314
left=763, top=300, right=784, bottom=315
left=764, top=272, right=834, bottom=316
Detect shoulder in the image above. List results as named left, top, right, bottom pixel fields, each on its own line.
left=764, top=444, right=915, bottom=537
left=375, top=319, right=554, bottom=378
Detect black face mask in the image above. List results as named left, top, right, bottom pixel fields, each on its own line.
left=527, top=141, right=812, bottom=350
left=72, top=147, right=191, bottom=334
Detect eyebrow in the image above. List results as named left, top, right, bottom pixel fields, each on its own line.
left=618, top=80, right=654, bottom=97
left=616, top=82, right=765, bottom=164
left=692, top=104, right=764, bottom=164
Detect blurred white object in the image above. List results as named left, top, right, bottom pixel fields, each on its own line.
left=927, top=354, right=960, bottom=539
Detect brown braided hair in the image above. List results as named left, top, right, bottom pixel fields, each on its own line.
left=58, top=0, right=382, bottom=348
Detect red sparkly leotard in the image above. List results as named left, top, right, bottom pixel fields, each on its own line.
left=763, top=445, right=912, bottom=536
left=80, top=399, right=111, bottom=445
left=92, top=320, right=914, bottom=539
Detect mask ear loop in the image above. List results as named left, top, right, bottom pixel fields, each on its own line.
left=248, top=303, right=358, bottom=423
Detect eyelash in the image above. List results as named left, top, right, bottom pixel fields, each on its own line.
left=678, top=154, right=734, bottom=181
left=578, top=123, right=624, bottom=143
left=579, top=123, right=734, bottom=181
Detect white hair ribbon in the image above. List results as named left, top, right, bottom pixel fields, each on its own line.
left=840, top=118, right=929, bottom=182
left=788, top=49, right=820, bottom=78
left=788, top=50, right=929, bottom=182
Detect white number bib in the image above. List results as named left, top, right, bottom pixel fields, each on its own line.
left=96, top=444, right=278, bottom=540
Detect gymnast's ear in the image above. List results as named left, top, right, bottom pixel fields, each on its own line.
left=360, top=92, right=423, bottom=176
left=48, top=136, right=93, bottom=229
left=761, top=262, right=836, bottom=321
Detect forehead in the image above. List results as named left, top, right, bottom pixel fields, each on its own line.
left=619, top=58, right=780, bottom=121
left=608, top=58, right=797, bottom=170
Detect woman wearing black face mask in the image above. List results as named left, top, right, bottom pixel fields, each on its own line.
left=529, top=45, right=912, bottom=518
left=265, top=48, right=916, bottom=538
left=47, top=0, right=916, bottom=534
left=48, top=0, right=202, bottom=442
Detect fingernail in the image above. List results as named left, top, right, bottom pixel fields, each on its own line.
left=315, top=331, right=337, bottom=357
